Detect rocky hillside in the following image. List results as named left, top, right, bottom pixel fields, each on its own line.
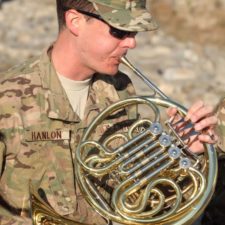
left=0, top=0, right=225, bottom=108
left=151, top=0, right=225, bottom=47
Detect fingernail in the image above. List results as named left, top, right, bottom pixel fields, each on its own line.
left=195, top=124, right=201, bottom=131
left=184, top=115, right=190, bottom=121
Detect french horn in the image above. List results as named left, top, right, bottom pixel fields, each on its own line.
left=75, top=57, right=218, bottom=225
left=31, top=57, right=217, bottom=225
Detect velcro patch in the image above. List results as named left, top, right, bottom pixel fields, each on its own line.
left=25, top=129, right=70, bottom=142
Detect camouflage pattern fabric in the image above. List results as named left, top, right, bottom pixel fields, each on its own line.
left=0, top=46, right=137, bottom=225
left=89, top=0, right=158, bottom=31
left=216, top=97, right=225, bottom=152
left=201, top=97, right=225, bottom=225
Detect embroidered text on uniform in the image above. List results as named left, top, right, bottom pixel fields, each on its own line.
left=31, top=131, right=62, bottom=141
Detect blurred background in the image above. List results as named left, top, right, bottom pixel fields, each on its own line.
left=0, top=0, right=225, bottom=108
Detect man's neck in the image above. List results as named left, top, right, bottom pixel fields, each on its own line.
left=51, top=31, right=94, bottom=81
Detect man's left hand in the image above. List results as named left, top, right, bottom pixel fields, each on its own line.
left=167, top=100, right=218, bottom=153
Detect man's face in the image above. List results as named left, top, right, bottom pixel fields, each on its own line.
left=76, top=16, right=137, bottom=76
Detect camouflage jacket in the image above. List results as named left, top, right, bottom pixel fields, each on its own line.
left=216, top=97, right=225, bottom=153
left=0, top=47, right=137, bottom=225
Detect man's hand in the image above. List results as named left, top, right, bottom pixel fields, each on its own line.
left=167, top=100, right=218, bottom=153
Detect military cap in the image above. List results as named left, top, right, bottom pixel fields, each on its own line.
left=88, top=0, right=158, bottom=32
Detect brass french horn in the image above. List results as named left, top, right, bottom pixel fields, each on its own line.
left=74, top=57, right=218, bottom=225
left=31, top=57, right=217, bottom=225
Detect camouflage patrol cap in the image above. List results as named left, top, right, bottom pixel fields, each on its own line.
left=88, top=0, right=158, bottom=32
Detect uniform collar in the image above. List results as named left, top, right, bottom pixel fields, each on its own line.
left=38, top=46, right=81, bottom=122
left=37, top=46, right=118, bottom=123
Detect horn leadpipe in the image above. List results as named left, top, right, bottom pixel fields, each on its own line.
left=121, top=56, right=169, bottom=100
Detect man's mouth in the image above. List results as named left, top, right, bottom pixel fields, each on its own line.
left=118, top=53, right=127, bottom=63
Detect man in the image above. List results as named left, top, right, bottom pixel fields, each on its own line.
left=0, top=0, right=218, bottom=224
left=201, top=97, right=225, bottom=225
left=217, top=98, right=225, bottom=153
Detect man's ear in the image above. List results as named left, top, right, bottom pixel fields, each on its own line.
left=65, top=9, right=81, bottom=35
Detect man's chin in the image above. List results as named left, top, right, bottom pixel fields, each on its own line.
left=98, top=68, right=118, bottom=76
left=107, top=66, right=119, bottom=76
left=95, top=64, right=120, bottom=76
left=107, top=71, right=118, bottom=76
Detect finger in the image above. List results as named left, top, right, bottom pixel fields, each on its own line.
left=167, top=107, right=178, bottom=117
left=185, top=100, right=204, bottom=121
left=208, top=131, right=218, bottom=142
left=189, top=105, right=214, bottom=123
left=194, top=116, right=218, bottom=131
left=198, top=133, right=218, bottom=144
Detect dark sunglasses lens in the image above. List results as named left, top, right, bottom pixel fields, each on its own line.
left=109, top=27, right=136, bottom=39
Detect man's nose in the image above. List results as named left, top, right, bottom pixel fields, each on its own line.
left=122, top=36, right=136, bottom=49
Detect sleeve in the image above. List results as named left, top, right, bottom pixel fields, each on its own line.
left=0, top=140, right=32, bottom=225
left=0, top=212, right=32, bottom=225
left=215, top=97, right=225, bottom=153
left=0, top=137, right=5, bottom=176
left=0, top=78, right=32, bottom=225
left=113, top=71, right=138, bottom=120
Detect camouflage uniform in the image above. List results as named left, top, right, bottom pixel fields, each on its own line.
left=216, top=97, right=225, bottom=152
left=0, top=46, right=137, bottom=225
left=201, top=97, right=225, bottom=225
left=0, top=1, right=158, bottom=224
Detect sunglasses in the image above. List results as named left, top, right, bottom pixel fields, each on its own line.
left=64, top=7, right=137, bottom=40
